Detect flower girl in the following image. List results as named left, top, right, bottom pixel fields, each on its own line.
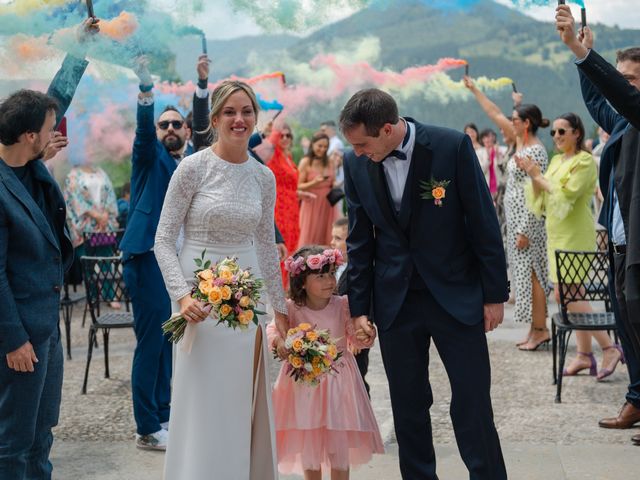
left=267, top=245, right=384, bottom=480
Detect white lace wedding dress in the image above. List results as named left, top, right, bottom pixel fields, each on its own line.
left=155, top=148, right=287, bottom=480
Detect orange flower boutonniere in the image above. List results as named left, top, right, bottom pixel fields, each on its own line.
left=420, top=178, right=451, bottom=207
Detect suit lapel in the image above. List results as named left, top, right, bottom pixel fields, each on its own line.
left=409, top=140, right=433, bottom=226
left=0, top=160, right=60, bottom=251
left=366, top=159, right=407, bottom=241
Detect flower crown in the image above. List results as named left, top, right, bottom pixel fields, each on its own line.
left=284, top=248, right=345, bottom=277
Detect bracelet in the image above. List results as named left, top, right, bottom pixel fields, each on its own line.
left=139, top=84, right=153, bottom=93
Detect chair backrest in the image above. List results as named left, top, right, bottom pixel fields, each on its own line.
left=80, top=256, right=130, bottom=322
left=555, top=250, right=610, bottom=313
left=596, top=229, right=608, bottom=252
left=83, top=230, right=124, bottom=256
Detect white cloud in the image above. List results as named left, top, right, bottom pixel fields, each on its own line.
left=494, top=0, right=640, bottom=29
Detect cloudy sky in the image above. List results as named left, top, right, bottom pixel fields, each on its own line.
left=178, top=0, right=640, bottom=39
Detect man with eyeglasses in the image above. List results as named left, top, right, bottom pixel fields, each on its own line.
left=557, top=5, right=640, bottom=445
left=119, top=56, right=199, bottom=451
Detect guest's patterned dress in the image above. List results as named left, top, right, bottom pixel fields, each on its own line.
left=504, top=144, right=550, bottom=322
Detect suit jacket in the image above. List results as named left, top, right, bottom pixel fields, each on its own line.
left=578, top=50, right=640, bottom=323
left=0, top=160, right=73, bottom=355
left=119, top=99, right=177, bottom=260
left=344, top=120, right=508, bottom=330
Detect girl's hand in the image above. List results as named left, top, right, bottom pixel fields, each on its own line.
left=178, top=296, right=210, bottom=323
left=274, top=337, right=288, bottom=360
left=274, top=311, right=289, bottom=339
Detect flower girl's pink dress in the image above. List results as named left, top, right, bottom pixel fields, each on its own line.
left=267, top=295, right=384, bottom=475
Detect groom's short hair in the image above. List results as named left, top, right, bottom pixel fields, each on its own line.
left=339, top=88, right=399, bottom=137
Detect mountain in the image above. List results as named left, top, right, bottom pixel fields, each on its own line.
left=173, top=0, right=639, bottom=139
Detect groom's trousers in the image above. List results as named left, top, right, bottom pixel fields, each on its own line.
left=378, top=288, right=507, bottom=480
left=124, top=252, right=173, bottom=436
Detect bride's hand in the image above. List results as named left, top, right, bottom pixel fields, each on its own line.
left=178, top=295, right=210, bottom=323
left=274, top=311, right=289, bottom=338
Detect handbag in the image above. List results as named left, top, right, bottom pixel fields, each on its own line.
left=326, top=187, right=345, bottom=206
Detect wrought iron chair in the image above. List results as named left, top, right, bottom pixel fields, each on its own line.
left=80, top=256, right=134, bottom=394
left=59, top=281, right=85, bottom=360
left=552, top=250, right=617, bottom=403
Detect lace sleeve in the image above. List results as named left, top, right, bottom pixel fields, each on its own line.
left=154, top=155, right=202, bottom=301
left=254, top=166, right=287, bottom=314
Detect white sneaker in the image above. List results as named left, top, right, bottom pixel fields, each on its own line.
left=160, top=421, right=169, bottom=431
left=135, top=428, right=168, bottom=451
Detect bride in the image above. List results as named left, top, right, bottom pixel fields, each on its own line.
left=154, top=80, right=288, bottom=480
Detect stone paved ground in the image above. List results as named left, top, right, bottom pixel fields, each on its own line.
left=52, top=298, right=640, bottom=478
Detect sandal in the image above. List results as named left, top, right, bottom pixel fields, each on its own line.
left=597, top=344, right=625, bottom=381
left=518, top=327, right=550, bottom=351
left=562, top=351, right=597, bottom=376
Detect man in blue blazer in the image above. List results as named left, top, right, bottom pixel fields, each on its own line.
left=0, top=93, right=75, bottom=478
left=557, top=5, right=640, bottom=444
left=119, top=59, right=192, bottom=451
left=341, top=89, right=508, bottom=479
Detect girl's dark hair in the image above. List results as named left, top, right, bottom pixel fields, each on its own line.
left=288, top=245, right=334, bottom=307
left=479, top=128, right=497, bottom=141
left=306, top=132, right=330, bottom=167
left=555, top=112, right=587, bottom=152
left=464, top=123, right=479, bottom=138
left=514, top=104, right=550, bottom=134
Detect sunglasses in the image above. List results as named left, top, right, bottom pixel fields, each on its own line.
left=282, top=133, right=293, bottom=139
left=550, top=128, right=573, bottom=137
left=158, top=120, right=184, bottom=130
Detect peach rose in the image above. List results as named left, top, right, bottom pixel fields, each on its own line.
left=238, top=309, right=254, bottom=325
left=327, top=344, right=338, bottom=359
left=197, top=269, right=214, bottom=281
left=239, top=296, right=251, bottom=308
left=218, top=266, right=234, bottom=283
left=219, top=304, right=233, bottom=317
left=287, top=327, right=299, bottom=336
left=298, top=323, right=312, bottom=332
left=292, top=338, right=304, bottom=352
left=432, top=186, right=446, bottom=200
left=220, top=286, right=232, bottom=301
left=208, top=287, right=223, bottom=305
left=198, top=280, right=213, bottom=295
left=305, top=331, right=318, bottom=342
left=289, top=355, right=303, bottom=369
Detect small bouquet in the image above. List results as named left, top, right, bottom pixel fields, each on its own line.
left=274, top=323, right=343, bottom=386
left=162, top=251, right=265, bottom=344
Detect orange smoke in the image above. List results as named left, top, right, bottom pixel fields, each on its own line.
left=100, top=12, right=139, bottom=42
left=11, top=35, right=53, bottom=61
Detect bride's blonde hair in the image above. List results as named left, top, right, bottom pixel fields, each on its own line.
left=209, top=80, right=260, bottom=128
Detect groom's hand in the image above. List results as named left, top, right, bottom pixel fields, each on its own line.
left=353, top=315, right=376, bottom=347
left=484, top=303, right=504, bottom=333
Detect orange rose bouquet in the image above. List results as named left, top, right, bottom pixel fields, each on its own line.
left=274, top=323, right=343, bottom=386
left=162, top=251, right=265, bottom=343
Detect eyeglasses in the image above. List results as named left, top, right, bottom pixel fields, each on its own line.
left=157, top=120, right=184, bottom=130
left=550, top=128, right=573, bottom=137
left=282, top=133, right=293, bottom=139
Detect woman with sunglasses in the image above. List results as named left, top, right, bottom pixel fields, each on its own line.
left=155, top=80, right=288, bottom=480
left=517, top=113, right=624, bottom=378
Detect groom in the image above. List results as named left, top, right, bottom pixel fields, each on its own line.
left=341, top=89, right=509, bottom=480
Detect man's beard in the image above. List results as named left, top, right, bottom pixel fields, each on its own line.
left=162, top=135, right=185, bottom=153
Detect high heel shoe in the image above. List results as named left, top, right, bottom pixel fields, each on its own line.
left=518, top=327, right=550, bottom=351
left=562, top=351, right=597, bottom=376
left=597, top=344, right=625, bottom=381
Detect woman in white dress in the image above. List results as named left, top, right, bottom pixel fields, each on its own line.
left=154, top=80, right=288, bottom=480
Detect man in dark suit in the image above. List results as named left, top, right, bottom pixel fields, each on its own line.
left=0, top=91, right=75, bottom=478
left=119, top=59, right=192, bottom=451
left=340, top=89, right=508, bottom=479
left=557, top=5, right=640, bottom=445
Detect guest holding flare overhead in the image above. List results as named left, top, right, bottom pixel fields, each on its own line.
left=155, top=80, right=288, bottom=480
left=298, top=132, right=338, bottom=246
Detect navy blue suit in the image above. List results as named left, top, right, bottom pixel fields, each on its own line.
left=0, top=55, right=84, bottom=480
left=120, top=98, right=175, bottom=435
left=578, top=51, right=640, bottom=406
left=344, top=120, right=508, bottom=480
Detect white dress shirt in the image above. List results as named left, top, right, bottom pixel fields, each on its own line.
left=382, top=119, right=416, bottom=212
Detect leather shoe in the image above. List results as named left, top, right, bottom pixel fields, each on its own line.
left=633, top=434, right=640, bottom=446
left=599, top=402, right=640, bottom=429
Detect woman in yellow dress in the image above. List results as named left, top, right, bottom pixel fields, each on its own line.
left=518, top=113, right=624, bottom=380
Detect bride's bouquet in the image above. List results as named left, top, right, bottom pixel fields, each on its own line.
left=274, top=323, right=343, bottom=386
left=162, top=251, right=265, bottom=343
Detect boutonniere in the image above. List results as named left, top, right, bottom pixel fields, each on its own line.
left=419, top=177, right=451, bottom=207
